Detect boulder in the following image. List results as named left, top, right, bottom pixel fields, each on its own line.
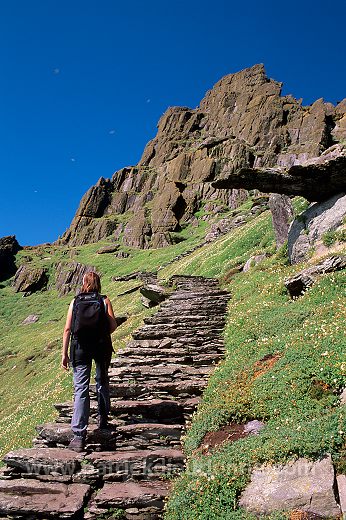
left=114, top=315, right=128, bottom=327
left=22, top=314, right=39, bottom=325
left=285, top=255, right=346, bottom=298
left=239, top=455, right=340, bottom=517
left=140, top=283, right=168, bottom=306
left=140, top=296, right=157, bottom=308
left=205, top=217, right=242, bottom=242
left=269, top=193, right=294, bottom=248
left=288, top=192, right=346, bottom=264
left=0, top=235, right=21, bottom=281
left=243, top=420, right=265, bottom=435
left=55, top=262, right=97, bottom=296
left=96, top=244, right=120, bottom=254
left=13, top=265, right=48, bottom=294
left=243, top=254, right=267, bottom=272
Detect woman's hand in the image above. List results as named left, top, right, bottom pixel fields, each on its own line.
left=61, top=353, right=70, bottom=370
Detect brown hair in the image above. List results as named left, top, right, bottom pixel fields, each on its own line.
left=81, top=272, right=101, bottom=293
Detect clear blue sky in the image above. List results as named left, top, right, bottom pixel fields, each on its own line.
left=1, top=0, right=345, bottom=246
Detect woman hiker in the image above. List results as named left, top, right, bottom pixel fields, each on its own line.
left=61, top=271, right=117, bottom=452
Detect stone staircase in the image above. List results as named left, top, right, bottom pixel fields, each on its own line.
left=0, top=275, right=230, bottom=520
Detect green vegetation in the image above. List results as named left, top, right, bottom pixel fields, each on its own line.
left=322, top=228, right=346, bottom=247
left=0, top=196, right=345, bottom=519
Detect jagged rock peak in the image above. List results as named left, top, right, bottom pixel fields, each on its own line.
left=59, top=64, right=346, bottom=248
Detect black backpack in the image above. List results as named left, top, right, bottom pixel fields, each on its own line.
left=72, top=292, right=109, bottom=349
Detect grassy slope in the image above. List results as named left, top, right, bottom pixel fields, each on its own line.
left=0, top=200, right=345, bottom=520
left=161, top=209, right=346, bottom=519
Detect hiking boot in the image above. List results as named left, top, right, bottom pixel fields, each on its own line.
left=97, top=415, right=109, bottom=430
left=68, top=435, right=85, bottom=452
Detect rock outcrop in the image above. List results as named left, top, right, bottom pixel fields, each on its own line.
left=239, top=455, right=340, bottom=517
left=13, top=265, right=48, bottom=294
left=212, top=144, right=346, bottom=201
left=284, top=255, right=346, bottom=298
left=288, top=192, right=346, bottom=264
left=55, top=262, right=97, bottom=296
left=60, top=64, right=346, bottom=250
left=0, top=236, right=22, bottom=282
left=268, top=193, right=294, bottom=248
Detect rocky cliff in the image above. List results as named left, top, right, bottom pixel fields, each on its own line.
left=60, top=64, right=346, bottom=249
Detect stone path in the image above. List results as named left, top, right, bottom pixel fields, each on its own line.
left=0, top=275, right=230, bottom=519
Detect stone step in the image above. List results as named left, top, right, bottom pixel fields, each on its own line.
left=166, top=290, right=230, bottom=300
left=143, top=314, right=226, bottom=325
left=101, top=379, right=207, bottom=399
left=115, top=423, right=183, bottom=451
left=132, top=326, right=225, bottom=340
left=85, top=480, right=171, bottom=519
left=169, top=275, right=220, bottom=286
left=111, top=352, right=223, bottom=367
left=55, top=397, right=199, bottom=424
left=86, top=448, right=185, bottom=481
left=34, top=423, right=117, bottom=451
left=0, top=478, right=90, bottom=519
left=108, top=364, right=210, bottom=383
left=3, top=448, right=83, bottom=477
left=116, top=338, right=225, bottom=352
left=160, top=297, right=229, bottom=306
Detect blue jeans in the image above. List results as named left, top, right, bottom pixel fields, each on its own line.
left=71, top=358, right=110, bottom=439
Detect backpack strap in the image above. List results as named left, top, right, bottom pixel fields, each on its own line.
left=70, top=297, right=77, bottom=365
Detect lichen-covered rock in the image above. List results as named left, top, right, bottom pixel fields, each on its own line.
left=288, top=192, right=346, bottom=264
left=269, top=193, right=294, bottom=248
left=22, top=314, right=39, bottom=325
left=96, top=244, right=120, bottom=254
left=284, top=255, right=346, bottom=298
left=13, top=265, right=48, bottom=294
left=0, top=235, right=22, bottom=281
left=239, top=455, right=340, bottom=517
left=243, top=254, right=267, bottom=272
left=140, top=282, right=168, bottom=305
left=122, top=209, right=152, bottom=248
left=55, top=262, right=97, bottom=296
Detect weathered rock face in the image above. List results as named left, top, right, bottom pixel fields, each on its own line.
left=284, top=255, right=346, bottom=298
left=55, top=262, right=97, bottom=296
left=269, top=194, right=294, bottom=248
left=0, top=236, right=22, bottom=281
left=239, top=455, right=340, bottom=517
left=213, top=143, right=346, bottom=202
left=13, top=265, right=48, bottom=294
left=60, top=64, right=345, bottom=249
left=288, top=192, right=346, bottom=263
